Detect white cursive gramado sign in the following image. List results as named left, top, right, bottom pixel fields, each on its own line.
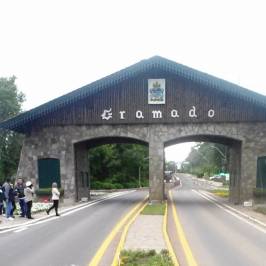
left=101, top=106, right=215, bottom=120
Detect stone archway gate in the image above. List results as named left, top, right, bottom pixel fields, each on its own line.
left=1, top=56, right=266, bottom=203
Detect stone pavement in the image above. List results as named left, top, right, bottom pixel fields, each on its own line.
left=124, top=214, right=167, bottom=252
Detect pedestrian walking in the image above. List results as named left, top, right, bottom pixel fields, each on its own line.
left=46, top=182, right=60, bottom=216
left=0, top=183, right=4, bottom=215
left=2, top=178, right=14, bottom=220
left=15, top=178, right=27, bottom=217
left=24, top=181, right=34, bottom=219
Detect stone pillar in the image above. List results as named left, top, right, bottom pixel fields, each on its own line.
left=74, top=143, right=90, bottom=201
left=149, top=139, right=165, bottom=203
left=228, top=142, right=241, bottom=204
left=16, top=138, right=37, bottom=183
left=240, top=142, right=258, bottom=202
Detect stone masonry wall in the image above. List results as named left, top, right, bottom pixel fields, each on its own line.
left=17, top=122, right=266, bottom=203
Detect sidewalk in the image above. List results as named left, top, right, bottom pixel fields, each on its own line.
left=0, top=191, right=109, bottom=230
left=0, top=202, right=75, bottom=229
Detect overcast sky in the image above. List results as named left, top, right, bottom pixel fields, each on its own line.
left=1, top=0, right=266, bottom=162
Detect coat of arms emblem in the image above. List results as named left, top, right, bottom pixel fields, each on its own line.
left=148, top=79, right=165, bottom=104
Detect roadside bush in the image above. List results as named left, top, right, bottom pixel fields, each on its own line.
left=253, top=188, right=266, bottom=198
left=123, top=181, right=138, bottom=189
left=197, top=172, right=204, bottom=178
left=91, top=181, right=125, bottom=190
left=35, top=188, right=64, bottom=196
left=91, top=178, right=147, bottom=190
left=120, top=249, right=174, bottom=265
left=98, top=182, right=116, bottom=190
left=113, top=183, right=123, bottom=189
left=91, top=181, right=103, bottom=190
left=255, top=206, right=266, bottom=215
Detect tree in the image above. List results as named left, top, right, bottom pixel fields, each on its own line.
left=89, top=143, right=149, bottom=189
left=0, top=76, right=25, bottom=183
left=184, top=142, right=228, bottom=177
left=165, top=161, right=176, bottom=173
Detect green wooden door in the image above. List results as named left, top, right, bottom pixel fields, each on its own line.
left=257, top=156, right=266, bottom=189
left=38, top=158, right=61, bottom=188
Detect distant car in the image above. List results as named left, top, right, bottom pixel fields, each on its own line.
left=164, top=171, right=173, bottom=183
left=210, top=173, right=230, bottom=182
left=210, top=174, right=226, bottom=182
left=209, top=175, right=221, bottom=180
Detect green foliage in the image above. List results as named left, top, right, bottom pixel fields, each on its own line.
left=183, top=142, right=228, bottom=178
left=0, top=76, right=25, bottom=183
left=89, top=143, right=149, bottom=189
left=253, top=188, right=266, bottom=198
left=165, top=161, right=176, bottom=172
left=255, top=206, right=266, bottom=215
left=141, top=203, right=166, bottom=215
left=211, top=189, right=229, bottom=198
left=35, top=188, right=64, bottom=196
left=120, top=249, right=174, bottom=266
left=91, top=181, right=123, bottom=190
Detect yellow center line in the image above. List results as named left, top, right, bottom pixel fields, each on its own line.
left=88, top=195, right=148, bottom=266
left=163, top=200, right=180, bottom=266
left=111, top=201, right=148, bottom=266
left=169, top=190, right=198, bottom=266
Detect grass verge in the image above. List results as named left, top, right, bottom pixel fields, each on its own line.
left=254, top=206, right=266, bottom=215
left=141, top=203, right=166, bottom=215
left=210, top=189, right=229, bottom=198
left=120, top=249, right=174, bottom=266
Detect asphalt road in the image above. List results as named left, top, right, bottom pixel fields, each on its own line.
left=0, top=190, right=147, bottom=266
left=173, top=175, right=266, bottom=266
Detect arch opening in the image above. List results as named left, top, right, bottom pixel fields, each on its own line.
left=74, top=136, right=149, bottom=201
left=164, top=135, right=242, bottom=204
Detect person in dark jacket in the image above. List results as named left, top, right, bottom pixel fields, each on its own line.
left=3, top=178, right=13, bottom=220
left=15, top=178, right=27, bottom=217
left=9, top=183, right=16, bottom=218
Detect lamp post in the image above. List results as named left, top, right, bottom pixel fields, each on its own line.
left=209, top=145, right=227, bottom=172
left=209, top=145, right=226, bottom=160
left=192, top=147, right=210, bottom=163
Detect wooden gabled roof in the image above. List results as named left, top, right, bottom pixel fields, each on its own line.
left=1, top=56, right=266, bottom=132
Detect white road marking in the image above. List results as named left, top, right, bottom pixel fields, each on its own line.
left=193, top=189, right=266, bottom=234
left=0, top=190, right=136, bottom=234
left=198, top=190, right=266, bottom=228
left=14, top=227, right=28, bottom=233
